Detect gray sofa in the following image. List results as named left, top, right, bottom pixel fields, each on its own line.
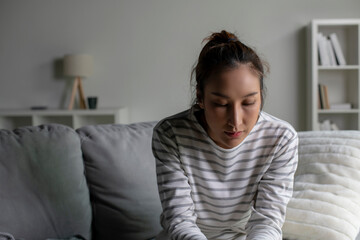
left=0, top=123, right=162, bottom=240
left=0, top=123, right=359, bottom=240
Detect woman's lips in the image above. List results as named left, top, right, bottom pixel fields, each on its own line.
left=224, top=131, right=243, bottom=138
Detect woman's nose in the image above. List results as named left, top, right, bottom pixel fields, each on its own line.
left=228, top=105, right=243, bottom=129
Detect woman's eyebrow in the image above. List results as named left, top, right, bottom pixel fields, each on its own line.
left=211, top=92, right=258, bottom=99
left=242, top=92, right=258, bottom=98
left=211, top=92, right=230, bottom=98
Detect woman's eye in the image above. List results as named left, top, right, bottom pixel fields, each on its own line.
left=243, top=101, right=256, bottom=106
left=214, top=102, right=228, bottom=107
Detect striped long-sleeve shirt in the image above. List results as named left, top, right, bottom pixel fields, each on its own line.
left=152, top=105, right=298, bottom=240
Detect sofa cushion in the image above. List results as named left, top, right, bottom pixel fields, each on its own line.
left=76, top=122, right=162, bottom=240
left=0, top=124, right=92, bottom=240
left=282, top=131, right=360, bottom=240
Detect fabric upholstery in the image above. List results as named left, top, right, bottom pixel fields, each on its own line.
left=76, top=122, right=162, bottom=240
left=0, top=124, right=92, bottom=240
left=282, top=131, right=360, bottom=240
left=0, top=232, right=14, bottom=240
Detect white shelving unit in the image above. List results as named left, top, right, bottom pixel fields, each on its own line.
left=308, top=19, right=360, bottom=130
left=0, top=107, right=128, bottom=130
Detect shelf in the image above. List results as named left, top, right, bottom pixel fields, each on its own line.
left=318, top=109, right=358, bottom=114
left=318, top=65, right=359, bottom=70
left=313, top=19, right=360, bottom=26
left=0, top=107, right=128, bottom=130
left=0, top=108, right=124, bottom=115
left=308, top=19, right=360, bottom=131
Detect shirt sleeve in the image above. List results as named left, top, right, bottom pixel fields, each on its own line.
left=245, top=129, right=299, bottom=240
left=152, top=121, right=207, bottom=240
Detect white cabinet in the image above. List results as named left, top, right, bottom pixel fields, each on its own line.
left=0, top=107, right=128, bottom=130
left=308, top=19, right=360, bottom=130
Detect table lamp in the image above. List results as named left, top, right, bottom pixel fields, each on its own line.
left=63, top=54, right=93, bottom=110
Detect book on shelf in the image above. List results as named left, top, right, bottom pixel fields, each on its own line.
left=329, top=33, right=346, bottom=65
left=318, top=83, right=330, bottom=109
left=317, top=33, right=330, bottom=66
left=330, top=103, right=352, bottom=110
left=317, top=32, right=346, bottom=66
left=323, top=85, right=330, bottom=109
left=318, top=84, right=323, bottom=109
left=326, top=38, right=337, bottom=66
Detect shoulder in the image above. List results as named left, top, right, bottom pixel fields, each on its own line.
left=153, top=108, right=193, bottom=135
left=256, top=111, right=298, bottom=141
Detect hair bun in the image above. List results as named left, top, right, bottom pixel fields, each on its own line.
left=204, top=30, right=239, bottom=46
left=227, top=37, right=237, bottom=42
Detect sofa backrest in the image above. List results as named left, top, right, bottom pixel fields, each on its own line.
left=0, top=124, right=92, bottom=240
left=76, top=122, right=162, bottom=240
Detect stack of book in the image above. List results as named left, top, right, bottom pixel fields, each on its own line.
left=317, top=32, right=346, bottom=66
left=330, top=103, right=352, bottom=110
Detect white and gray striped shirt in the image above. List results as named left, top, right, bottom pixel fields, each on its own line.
left=152, top=105, right=298, bottom=240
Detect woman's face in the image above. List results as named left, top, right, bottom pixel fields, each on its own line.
left=198, top=64, right=262, bottom=149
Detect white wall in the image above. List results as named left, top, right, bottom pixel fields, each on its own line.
left=0, top=0, right=360, bottom=130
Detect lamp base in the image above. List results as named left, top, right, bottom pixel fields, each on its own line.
left=68, top=77, right=87, bottom=110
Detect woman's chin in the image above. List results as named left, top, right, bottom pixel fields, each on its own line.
left=218, top=138, right=244, bottom=149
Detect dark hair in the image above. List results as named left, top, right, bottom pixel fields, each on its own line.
left=191, top=30, right=268, bottom=109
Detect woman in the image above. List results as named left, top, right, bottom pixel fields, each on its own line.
left=152, top=30, right=298, bottom=240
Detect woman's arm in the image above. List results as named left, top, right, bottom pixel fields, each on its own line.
left=245, top=130, right=299, bottom=240
left=152, top=122, right=207, bottom=240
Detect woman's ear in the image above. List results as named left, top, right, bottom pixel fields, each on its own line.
left=196, top=89, right=204, bottom=109
left=198, top=101, right=204, bottom=109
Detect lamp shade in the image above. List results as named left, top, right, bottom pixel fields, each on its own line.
left=64, top=54, right=93, bottom=77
